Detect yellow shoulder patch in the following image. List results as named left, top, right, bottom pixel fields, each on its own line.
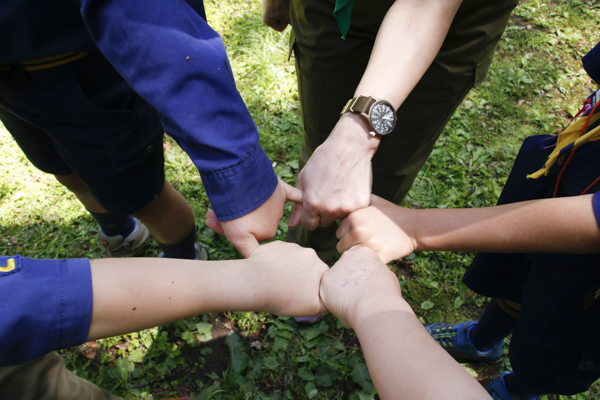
left=0, top=258, right=15, bottom=272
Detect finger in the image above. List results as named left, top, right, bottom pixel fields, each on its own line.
left=335, top=217, right=351, bottom=240
left=285, top=178, right=305, bottom=227
left=205, top=210, right=225, bottom=236
left=289, top=201, right=303, bottom=227
left=280, top=179, right=303, bottom=204
left=336, top=233, right=355, bottom=255
left=230, top=233, right=261, bottom=259
left=301, top=210, right=320, bottom=231
left=318, top=213, right=336, bottom=228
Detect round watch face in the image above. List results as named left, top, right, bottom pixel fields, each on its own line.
left=370, top=101, right=396, bottom=135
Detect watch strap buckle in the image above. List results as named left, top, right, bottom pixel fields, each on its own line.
left=340, top=95, right=375, bottom=116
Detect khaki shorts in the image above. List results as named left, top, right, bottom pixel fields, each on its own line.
left=0, top=352, right=122, bottom=400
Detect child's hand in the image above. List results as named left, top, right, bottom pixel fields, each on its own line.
left=336, top=195, right=417, bottom=263
left=206, top=178, right=303, bottom=258
left=320, top=246, right=403, bottom=328
left=247, top=241, right=328, bottom=317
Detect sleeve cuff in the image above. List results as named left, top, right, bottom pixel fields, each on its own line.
left=201, top=145, right=278, bottom=221
left=593, top=192, right=600, bottom=231
left=583, top=41, right=600, bottom=84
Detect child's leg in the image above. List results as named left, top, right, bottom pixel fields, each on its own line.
left=503, top=372, right=547, bottom=399
left=55, top=173, right=137, bottom=238
left=469, top=298, right=518, bottom=351
left=0, top=53, right=204, bottom=260
left=131, top=180, right=203, bottom=260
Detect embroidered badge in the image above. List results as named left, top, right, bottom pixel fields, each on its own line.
left=0, top=255, right=22, bottom=277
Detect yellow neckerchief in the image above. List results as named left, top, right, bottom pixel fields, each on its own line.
left=527, top=106, right=600, bottom=179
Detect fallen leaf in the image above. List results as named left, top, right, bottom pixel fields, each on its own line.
left=115, top=342, right=130, bottom=350
left=83, top=349, right=97, bottom=360
left=250, top=341, right=262, bottom=350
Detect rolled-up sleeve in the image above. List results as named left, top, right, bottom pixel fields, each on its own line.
left=80, top=0, right=278, bottom=220
left=0, top=256, right=93, bottom=366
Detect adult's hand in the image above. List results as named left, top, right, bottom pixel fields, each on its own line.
left=261, top=0, right=290, bottom=32
left=291, top=113, right=381, bottom=231
left=337, top=195, right=417, bottom=263
left=206, top=178, right=302, bottom=257
left=247, top=241, right=328, bottom=316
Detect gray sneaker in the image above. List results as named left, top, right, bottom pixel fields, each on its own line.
left=99, top=218, right=150, bottom=258
left=158, top=242, right=210, bottom=260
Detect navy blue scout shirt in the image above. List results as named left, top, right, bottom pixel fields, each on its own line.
left=0, top=256, right=93, bottom=366
left=0, top=0, right=278, bottom=221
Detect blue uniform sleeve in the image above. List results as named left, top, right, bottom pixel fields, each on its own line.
left=583, top=41, right=600, bottom=85
left=79, top=0, right=278, bottom=221
left=593, top=192, right=600, bottom=230
left=0, top=256, right=93, bottom=366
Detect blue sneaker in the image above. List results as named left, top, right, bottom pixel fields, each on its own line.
left=487, top=372, right=541, bottom=400
left=424, top=321, right=504, bottom=362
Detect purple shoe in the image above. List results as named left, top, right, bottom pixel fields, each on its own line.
left=294, top=314, right=324, bottom=325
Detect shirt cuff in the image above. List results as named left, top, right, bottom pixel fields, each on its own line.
left=583, top=41, right=600, bottom=84
left=201, top=144, right=278, bottom=221
left=0, top=256, right=93, bottom=366
left=593, top=192, right=600, bottom=230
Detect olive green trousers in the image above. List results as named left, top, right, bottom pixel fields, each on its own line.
left=0, top=353, right=122, bottom=400
left=287, top=0, right=520, bottom=263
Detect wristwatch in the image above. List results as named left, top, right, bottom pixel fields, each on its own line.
left=340, top=95, right=397, bottom=137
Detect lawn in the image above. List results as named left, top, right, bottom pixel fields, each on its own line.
left=1, top=0, right=599, bottom=399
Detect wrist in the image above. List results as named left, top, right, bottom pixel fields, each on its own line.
left=329, top=113, right=382, bottom=155
left=348, top=295, right=413, bottom=329
left=408, top=208, right=443, bottom=253
left=233, top=259, right=270, bottom=311
left=398, top=207, right=421, bottom=253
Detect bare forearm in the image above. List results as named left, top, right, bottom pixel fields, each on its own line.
left=88, top=243, right=327, bottom=341
left=355, top=0, right=463, bottom=108
left=350, top=299, right=491, bottom=400
left=412, top=195, right=600, bottom=253
left=88, top=258, right=261, bottom=340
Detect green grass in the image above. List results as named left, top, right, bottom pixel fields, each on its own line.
left=1, top=0, right=600, bottom=399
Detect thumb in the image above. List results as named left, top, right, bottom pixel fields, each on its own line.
left=230, top=233, right=261, bottom=258
left=205, top=209, right=225, bottom=236
left=289, top=201, right=303, bottom=228
left=280, top=178, right=303, bottom=204
left=283, top=178, right=304, bottom=227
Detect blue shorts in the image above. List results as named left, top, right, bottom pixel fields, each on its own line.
left=464, top=134, right=600, bottom=394
left=0, top=51, right=165, bottom=215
